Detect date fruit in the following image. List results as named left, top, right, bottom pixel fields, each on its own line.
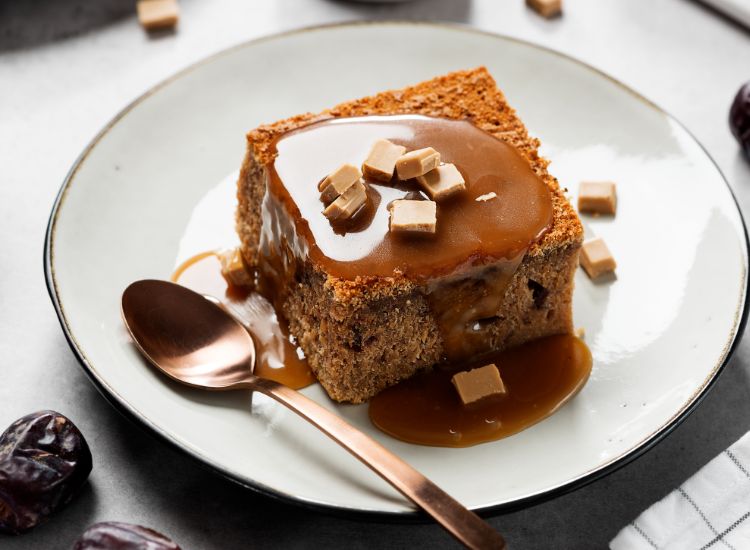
left=73, top=522, right=181, bottom=550
left=0, top=410, right=92, bottom=534
left=730, top=82, right=750, bottom=158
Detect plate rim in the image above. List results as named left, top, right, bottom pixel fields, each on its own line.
left=43, top=20, right=750, bottom=520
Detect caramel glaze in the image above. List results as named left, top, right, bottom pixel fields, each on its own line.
left=171, top=252, right=315, bottom=390
left=261, top=115, right=554, bottom=360
left=369, top=335, right=592, bottom=447
left=172, top=253, right=592, bottom=448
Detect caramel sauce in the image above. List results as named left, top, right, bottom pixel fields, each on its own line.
left=369, top=335, right=592, bottom=447
left=171, top=253, right=315, bottom=389
left=261, top=115, right=554, bottom=360
left=172, top=253, right=592, bottom=448
left=426, top=265, right=519, bottom=360
left=265, top=115, right=552, bottom=280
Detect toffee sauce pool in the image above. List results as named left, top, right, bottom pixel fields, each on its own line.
left=172, top=253, right=592, bottom=448
left=369, top=334, right=592, bottom=447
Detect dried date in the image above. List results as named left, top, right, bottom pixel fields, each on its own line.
left=730, top=81, right=750, bottom=158
left=0, top=410, right=92, bottom=534
left=73, top=522, right=181, bottom=550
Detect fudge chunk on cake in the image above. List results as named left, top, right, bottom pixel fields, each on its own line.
left=236, top=67, right=583, bottom=403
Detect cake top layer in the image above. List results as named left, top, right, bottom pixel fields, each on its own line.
left=266, top=115, right=553, bottom=280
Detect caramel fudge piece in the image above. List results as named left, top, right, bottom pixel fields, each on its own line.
left=396, top=147, right=441, bottom=180
left=323, top=181, right=367, bottom=221
left=218, top=248, right=252, bottom=287
left=578, top=181, right=617, bottom=215
left=451, top=364, right=507, bottom=406
left=137, top=0, right=179, bottom=30
left=580, top=237, right=616, bottom=279
left=319, top=164, right=361, bottom=204
left=236, top=68, right=584, bottom=403
left=526, top=0, right=562, bottom=18
left=389, top=200, right=437, bottom=234
left=416, top=164, right=466, bottom=201
left=362, top=139, right=406, bottom=182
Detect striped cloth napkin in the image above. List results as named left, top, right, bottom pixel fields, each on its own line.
left=611, top=432, right=750, bottom=549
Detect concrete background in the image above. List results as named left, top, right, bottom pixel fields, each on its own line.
left=1, top=0, right=749, bottom=547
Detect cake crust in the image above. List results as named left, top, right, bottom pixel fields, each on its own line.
left=236, top=67, right=584, bottom=403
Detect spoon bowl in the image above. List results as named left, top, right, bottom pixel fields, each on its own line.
left=121, top=279, right=505, bottom=549
left=122, top=279, right=256, bottom=389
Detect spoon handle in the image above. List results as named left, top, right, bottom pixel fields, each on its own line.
left=250, top=377, right=506, bottom=549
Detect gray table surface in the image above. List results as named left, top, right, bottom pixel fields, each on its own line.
left=2, top=0, right=750, bottom=548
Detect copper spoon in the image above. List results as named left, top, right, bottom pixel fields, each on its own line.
left=121, top=279, right=506, bottom=550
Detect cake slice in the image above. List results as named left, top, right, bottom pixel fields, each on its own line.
left=236, top=67, right=583, bottom=403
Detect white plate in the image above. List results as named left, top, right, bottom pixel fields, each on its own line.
left=46, top=22, right=749, bottom=516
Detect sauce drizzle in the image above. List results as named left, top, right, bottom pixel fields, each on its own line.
left=172, top=252, right=315, bottom=390
left=172, top=253, right=592, bottom=448
left=261, top=115, right=555, bottom=360
left=264, top=114, right=553, bottom=280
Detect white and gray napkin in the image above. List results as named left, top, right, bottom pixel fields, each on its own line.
left=611, top=431, right=750, bottom=549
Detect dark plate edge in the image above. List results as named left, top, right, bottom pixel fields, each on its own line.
left=42, top=20, right=750, bottom=522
